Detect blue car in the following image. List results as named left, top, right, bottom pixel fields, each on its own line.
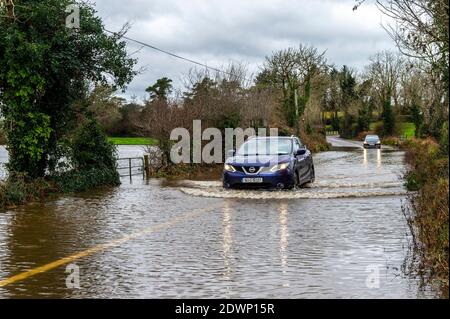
left=223, top=136, right=315, bottom=190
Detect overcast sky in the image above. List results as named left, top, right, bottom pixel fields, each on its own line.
left=93, top=0, right=396, bottom=101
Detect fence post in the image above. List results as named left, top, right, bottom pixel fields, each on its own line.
left=144, top=154, right=150, bottom=180
left=129, top=158, right=132, bottom=181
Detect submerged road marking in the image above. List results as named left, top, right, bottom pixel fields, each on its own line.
left=0, top=206, right=218, bottom=288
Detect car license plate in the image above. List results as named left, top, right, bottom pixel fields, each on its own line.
left=242, top=178, right=263, bottom=183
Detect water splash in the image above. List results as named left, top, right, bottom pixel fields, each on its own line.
left=178, top=187, right=408, bottom=199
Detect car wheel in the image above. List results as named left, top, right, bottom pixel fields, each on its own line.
left=284, top=171, right=299, bottom=190
left=295, top=171, right=300, bottom=188
left=310, top=165, right=315, bottom=183
left=299, top=166, right=314, bottom=188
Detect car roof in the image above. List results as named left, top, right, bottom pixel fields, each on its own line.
left=365, top=135, right=379, bottom=138
left=250, top=136, right=295, bottom=139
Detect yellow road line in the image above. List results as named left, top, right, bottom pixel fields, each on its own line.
left=0, top=206, right=216, bottom=288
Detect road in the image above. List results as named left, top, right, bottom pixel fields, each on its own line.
left=0, top=138, right=434, bottom=298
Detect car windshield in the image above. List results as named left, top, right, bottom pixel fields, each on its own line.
left=365, top=136, right=379, bottom=142
left=237, top=138, right=292, bottom=156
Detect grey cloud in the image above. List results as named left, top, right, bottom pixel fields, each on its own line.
left=93, top=0, right=396, bottom=100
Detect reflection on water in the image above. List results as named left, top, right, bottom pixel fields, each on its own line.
left=279, top=203, right=289, bottom=288
left=222, top=201, right=233, bottom=286
left=0, top=143, right=436, bottom=298
left=363, top=148, right=382, bottom=168
left=377, top=149, right=382, bottom=167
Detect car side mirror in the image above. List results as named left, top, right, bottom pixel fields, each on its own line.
left=296, top=149, right=306, bottom=156
left=227, top=150, right=235, bottom=157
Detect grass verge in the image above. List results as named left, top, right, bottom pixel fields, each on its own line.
left=108, top=137, right=158, bottom=145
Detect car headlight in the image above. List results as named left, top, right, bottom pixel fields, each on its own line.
left=270, top=163, right=289, bottom=172
left=224, top=164, right=236, bottom=172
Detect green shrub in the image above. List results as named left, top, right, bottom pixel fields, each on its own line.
left=373, top=122, right=384, bottom=136
left=382, top=136, right=400, bottom=147
left=330, top=115, right=340, bottom=131
left=52, top=167, right=120, bottom=193
left=381, top=99, right=395, bottom=136
left=299, top=131, right=331, bottom=153
left=0, top=172, right=52, bottom=209
left=0, top=176, right=27, bottom=205
left=51, top=119, right=120, bottom=193
left=71, top=119, right=118, bottom=171
left=405, top=172, right=420, bottom=191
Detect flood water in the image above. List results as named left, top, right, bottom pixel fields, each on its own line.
left=0, top=138, right=434, bottom=298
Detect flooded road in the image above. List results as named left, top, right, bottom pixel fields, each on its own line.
left=0, top=138, right=434, bottom=298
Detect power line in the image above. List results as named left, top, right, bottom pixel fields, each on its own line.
left=104, top=29, right=242, bottom=79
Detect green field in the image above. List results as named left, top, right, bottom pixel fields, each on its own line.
left=399, top=122, right=416, bottom=138
left=368, top=121, right=416, bottom=138
left=108, top=137, right=158, bottom=145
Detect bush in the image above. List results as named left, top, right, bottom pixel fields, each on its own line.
left=402, top=138, right=449, bottom=297
left=330, top=115, right=340, bottom=131
left=299, top=130, right=331, bottom=153
left=51, top=119, right=120, bottom=193
left=373, top=122, right=384, bottom=136
left=71, top=119, right=118, bottom=171
left=1, top=119, right=122, bottom=209
left=0, top=172, right=52, bottom=209
left=403, top=138, right=443, bottom=190
left=52, top=167, right=120, bottom=193
left=382, top=136, right=401, bottom=146
left=381, top=99, right=395, bottom=136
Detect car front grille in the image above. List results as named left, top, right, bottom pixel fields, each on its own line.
left=233, top=165, right=270, bottom=174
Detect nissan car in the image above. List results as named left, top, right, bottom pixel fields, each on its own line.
left=223, top=136, right=315, bottom=190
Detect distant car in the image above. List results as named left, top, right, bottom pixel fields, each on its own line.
left=223, top=136, right=315, bottom=190
left=363, top=135, right=381, bottom=149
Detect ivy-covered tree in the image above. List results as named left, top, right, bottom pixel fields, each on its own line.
left=338, top=65, right=358, bottom=138
left=381, top=98, right=395, bottom=136
left=0, top=0, right=136, bottom=178
left=259, top=45, right=327, bottom=132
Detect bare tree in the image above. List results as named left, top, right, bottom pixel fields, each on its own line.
left=366, top=51, right=404, bottom=110
left=374, top=1, right=448, bottom=63
left=355, top=0, right=448, bottom=92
